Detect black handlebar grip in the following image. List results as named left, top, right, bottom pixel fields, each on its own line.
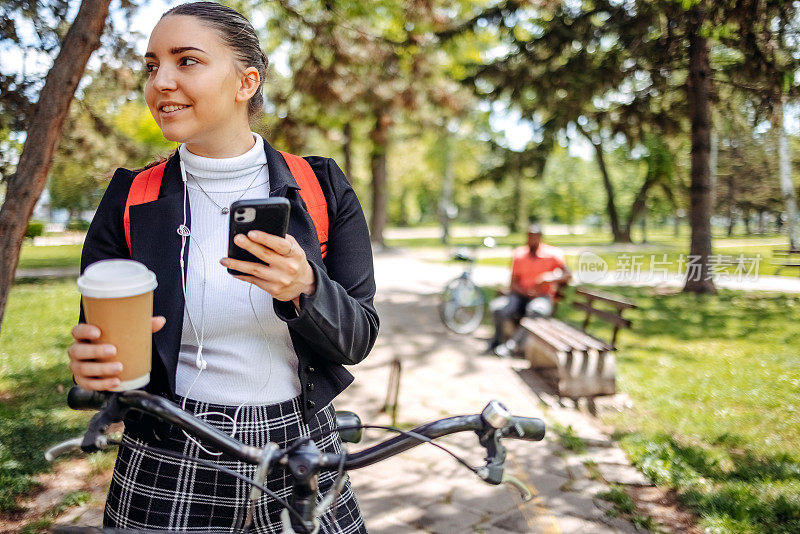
left=67, top=386, right=112, bottom=410
left=505, top=416, right=546, bottom=441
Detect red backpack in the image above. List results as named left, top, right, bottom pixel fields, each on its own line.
left=123, top=151, right=329, bottom=259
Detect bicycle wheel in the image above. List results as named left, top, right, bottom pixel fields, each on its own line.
left=439, top=276, right=486, bottom=334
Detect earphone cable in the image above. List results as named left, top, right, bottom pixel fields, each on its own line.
left=176, top=153, right=281, bottom=454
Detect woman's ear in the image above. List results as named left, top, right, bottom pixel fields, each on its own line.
left=236, top=66, right=261, bottom=102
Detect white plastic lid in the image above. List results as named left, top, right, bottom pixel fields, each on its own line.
left=77, top=259, right=157, bottom=299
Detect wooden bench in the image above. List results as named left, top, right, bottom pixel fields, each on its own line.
left=773, top=249, right=800, bottom=277
left=520, top=288, right=636, bottom=399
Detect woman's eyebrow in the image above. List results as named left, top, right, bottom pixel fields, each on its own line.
left=144, top=46, right=207, bottom=59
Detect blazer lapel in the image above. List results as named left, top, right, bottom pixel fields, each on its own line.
left=128, top=155, right=187, bottom=396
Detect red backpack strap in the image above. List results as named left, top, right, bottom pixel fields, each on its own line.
left=124, top=161, right=167, bottom=257
left=278, top=151, right=329, bottom=259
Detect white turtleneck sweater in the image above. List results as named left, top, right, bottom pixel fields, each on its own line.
left=175, top=133, right=301, bottom=405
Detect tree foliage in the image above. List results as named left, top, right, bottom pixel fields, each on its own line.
left=444, top=0, right=800, bottom=292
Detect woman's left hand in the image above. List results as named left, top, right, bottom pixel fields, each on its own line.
left=221, top=231, right=316, bottom=308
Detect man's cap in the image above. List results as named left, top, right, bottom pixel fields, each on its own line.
left=527, top=223, right=543, bottom=235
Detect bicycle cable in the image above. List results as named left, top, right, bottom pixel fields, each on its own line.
left=106, top=438, right=313, bottom=534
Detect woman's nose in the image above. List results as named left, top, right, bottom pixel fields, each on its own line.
left=152, top=66, right=177, bottom=92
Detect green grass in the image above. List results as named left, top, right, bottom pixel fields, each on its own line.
left=553, top=285, right=800, bottom=533
left=551, top=423, right=587, bottom=453
left=597, top=485, right=636, bottom=515
left=0, top=279, right=90, bottom=514
left=19, top=490, right=91, bottom=534
left=16, top=244, right=82, bottom=270
left=596, top=485, right=661, bottom=530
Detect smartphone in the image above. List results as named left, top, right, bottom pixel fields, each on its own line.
left=227, top=198, right=290, bottom=276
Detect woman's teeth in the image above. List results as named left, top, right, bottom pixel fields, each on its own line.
left=162, top=105, right=188, bottom=113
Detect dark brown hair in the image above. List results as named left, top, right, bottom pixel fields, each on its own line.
left=162, top=1, right=267, bottom=121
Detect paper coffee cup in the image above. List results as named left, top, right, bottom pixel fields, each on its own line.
left=77, top=259, right=157, bottom=391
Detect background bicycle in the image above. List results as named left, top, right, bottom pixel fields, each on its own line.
left=439, top=237, right=496, bottom=334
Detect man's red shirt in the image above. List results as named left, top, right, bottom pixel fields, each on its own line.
left=511, top=242, right=567, bottom=298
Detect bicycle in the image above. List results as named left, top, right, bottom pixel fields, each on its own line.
left=439, top=238, right=496, bottom=334
left=46, top=386, right=545, bottom=534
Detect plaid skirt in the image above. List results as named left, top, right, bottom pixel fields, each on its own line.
left=104, top=396, right=366, bottom=533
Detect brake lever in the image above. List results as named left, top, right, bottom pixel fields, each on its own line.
left=502, top=472, right=533, bottom=502
left=44, top=437, right=84, bottom=462
left=79, top=392, right=126, bottom=454
left=45, top=393, right=126, bottom=461
left=280, top=509, right=297, bottom=534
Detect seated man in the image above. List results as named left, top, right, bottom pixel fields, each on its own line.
left=488, top=224, right=571, bottom=357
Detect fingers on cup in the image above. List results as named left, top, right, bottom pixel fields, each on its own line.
left=71, top=360, right=123, bottom=378
left=71, top=323, right=100, bottom=341
left=71, top=360, right=123, bottom=391
left=68, top=342, right=117, bottom=362
left=77, top=376, right=122, bottom=391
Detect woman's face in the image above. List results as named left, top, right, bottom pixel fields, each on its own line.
left=144, top=15, right=250, bottom=152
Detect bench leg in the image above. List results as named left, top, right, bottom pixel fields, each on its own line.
left=557, top=350, right=616, bottom=398
left=523, top=338, right=560, bottom=370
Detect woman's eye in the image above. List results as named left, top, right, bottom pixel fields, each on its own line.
left=145, top=63, right=158, bottom=73
left=180, top=57, right=198, bottom=67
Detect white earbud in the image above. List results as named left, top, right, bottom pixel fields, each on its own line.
left=195, top=345, right=207, bottom=370
left=177, top=225, right=190, bottom=237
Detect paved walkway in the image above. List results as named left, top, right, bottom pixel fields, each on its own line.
left=333, top=250, right=654, bottom=533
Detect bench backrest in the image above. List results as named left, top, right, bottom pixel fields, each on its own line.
left=571, top=288, right=636, bottom=348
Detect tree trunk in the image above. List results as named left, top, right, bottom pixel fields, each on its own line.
left=439, top=128, right=453, bottom=244
left=710, top=128, right=718, bottom=209
left=0, top=0, right=112, bottom=327
left=727, top=176, right=736, bottom=237
left=683, top=8, right=716, bottom=294
left=625, top=176, right=658, bottom=242
left=777, top=95, right=800, bottom=250
left=397, top=188, right=409, bottom=226
left=342, top=122, right=353, bottom=184
left=510, top=155, right=528, bottom=233
left=743, top=208, right=751, bottom=235
left=580, top=127, right=628, bottom=243
left=369, top=113, right=390, bottom=247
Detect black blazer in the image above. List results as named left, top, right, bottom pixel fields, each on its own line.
left=80, top=139, right=379, bottom=426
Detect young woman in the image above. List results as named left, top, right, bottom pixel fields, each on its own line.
left=67, top=2, right=377, bottom=531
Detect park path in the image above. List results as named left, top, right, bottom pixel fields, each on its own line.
left=331, top=249, right=690, bottom=533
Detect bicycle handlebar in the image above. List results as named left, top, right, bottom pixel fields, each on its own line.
left=52, top=387, right=545, bottom=533
left=62, top=387, right=544, bottom=467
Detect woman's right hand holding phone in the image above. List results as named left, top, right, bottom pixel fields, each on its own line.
left=68, top=317, right=166, bottom=391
